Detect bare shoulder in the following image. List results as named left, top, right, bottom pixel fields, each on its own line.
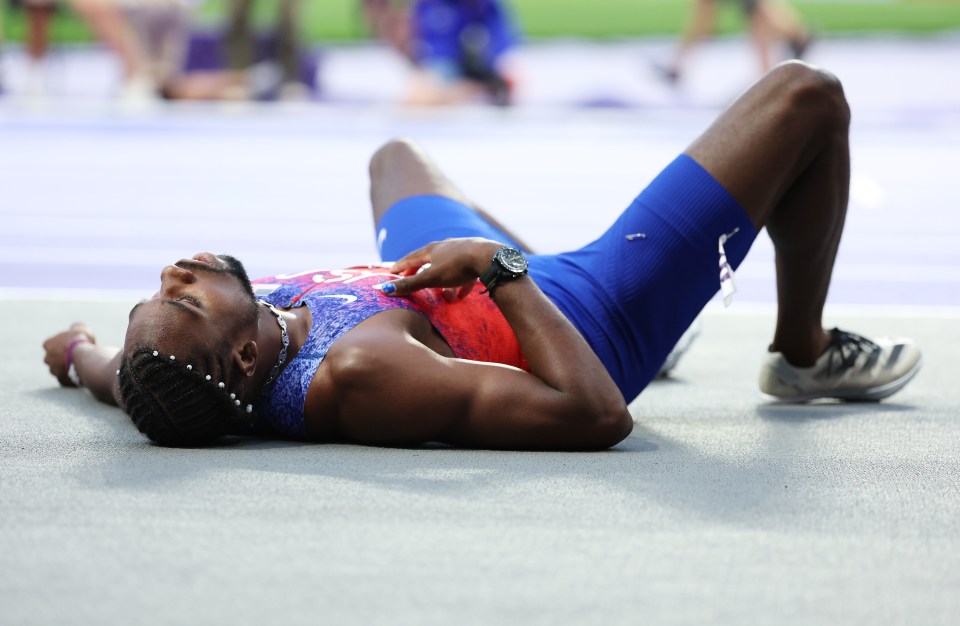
left=307, top=309, right=452, bottom=445
left=325, top=309, right=441, bottom=380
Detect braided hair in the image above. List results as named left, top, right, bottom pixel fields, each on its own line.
left=119, top=346, right=255, bottom=447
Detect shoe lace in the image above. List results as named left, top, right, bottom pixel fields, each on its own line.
left=825, top=328, right=880, bottom=376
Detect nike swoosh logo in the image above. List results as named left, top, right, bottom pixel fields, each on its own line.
left=314, top=294, right=358, bottom=304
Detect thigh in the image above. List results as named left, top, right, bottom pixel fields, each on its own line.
left=369, top=139, right=474, bottom=227
left=377, top=195, right=527, bottom=262
left=684, top=61, right=846, bottom=229
left=532, top=154, right=756, bottom=402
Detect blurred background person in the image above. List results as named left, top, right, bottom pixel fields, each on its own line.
left=658, top=0, right=813, bottom=83
left=222, top=0, right=309, bottom=100
left=363, top=0, right=522, bottom=106
left=68, top=0, right=303, bottom=103
left=69, top=0, right=194, bottom=103
left=0, top=0, right=61, bottom=100
left=17, top=0, right=58, bottom=99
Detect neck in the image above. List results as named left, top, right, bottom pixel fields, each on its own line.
left=254, top=302, right=310, bottom=389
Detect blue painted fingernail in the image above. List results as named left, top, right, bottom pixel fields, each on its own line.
left=381, top=283, right=396, bottom=295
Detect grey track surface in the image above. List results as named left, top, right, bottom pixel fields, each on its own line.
left=2, top=36, right=960, bottom=626
left=4, top=307, right=959, bottom=626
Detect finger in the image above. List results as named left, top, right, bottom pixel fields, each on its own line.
left=382, top=262, right=442, bottom=296
left=440, top=283, right=474, bottom=303
left=389, top=245, right=433, bottom=275
left=456, top=282, right=476, bottom=300
left=380, top=275, right=410, bottom=296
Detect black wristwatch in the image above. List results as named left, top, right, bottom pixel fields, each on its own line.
left=479, top=246, right=528, bottom=296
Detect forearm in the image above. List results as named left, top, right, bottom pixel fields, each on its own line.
left=389, top=238, right=628, bottom=419
left=458, top=242, right=623, bottom=409
left=491, top=276, right=628, bottom=418
left=381, top=238, right=632, bottom=447
left=71, top=343, right=122, bottom=406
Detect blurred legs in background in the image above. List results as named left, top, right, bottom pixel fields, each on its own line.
left=68, top=0, right=171, bottom=103
left=67, top=0, right=281, bottom=103
left=363, top=0, right=521, bottom=106
left=125, top=0, right=195, bottom=100
left=747, top=0, right=812, bottom=73
left=659, top=0, right=716, bottom=82
left=223, top=0, right=308, bottom=100
left=362, top=0, right=413, bottom=60
left=660, top=0, right=812, bottom=83
left=0, top=0, right=61, bottom=100
left=761, top=1, right=813, bottom=59
left=22, top=0, right=56, bottom=98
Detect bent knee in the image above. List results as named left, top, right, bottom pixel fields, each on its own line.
left=773, top=61, right=850, bottom=130
left=368, top=137, right=423, bottom=180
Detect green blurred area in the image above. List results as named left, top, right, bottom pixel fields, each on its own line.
left=2, top=0, right=959, bottom=44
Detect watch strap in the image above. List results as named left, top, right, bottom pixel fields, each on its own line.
left=479, top=247, right=526, bottom=296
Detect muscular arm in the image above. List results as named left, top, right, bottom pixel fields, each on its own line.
left=325, top=239, right=633, bottom=450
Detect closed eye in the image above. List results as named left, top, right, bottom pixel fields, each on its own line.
left=177, top=295, right=202, bottom=308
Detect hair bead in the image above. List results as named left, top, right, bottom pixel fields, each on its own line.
left=121, top=346, right=255, bottom=447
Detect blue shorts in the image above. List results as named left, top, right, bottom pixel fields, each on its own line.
left=377, top=154, right=756, bottom=403
left=413, top=0, right=520, bottom=77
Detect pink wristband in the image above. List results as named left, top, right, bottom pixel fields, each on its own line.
left=65, top=338, right=92, bottom=385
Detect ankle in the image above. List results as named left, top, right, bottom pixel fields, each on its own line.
left=770, top=329, right=832, bottom=367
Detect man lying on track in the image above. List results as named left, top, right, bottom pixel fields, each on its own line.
left=43, top=61, right=922, bottom=450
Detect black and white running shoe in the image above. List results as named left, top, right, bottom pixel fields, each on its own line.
left=759, top=328, right=922, bottom=402
left=657, top=318, right=702, bottom=378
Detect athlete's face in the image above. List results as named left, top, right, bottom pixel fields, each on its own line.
left=124, top=253, right=259, bottom=357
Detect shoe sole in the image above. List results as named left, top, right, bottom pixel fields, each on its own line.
left=656, top=321, right=702, bottom=378
left=758, top=357, right=924, bottom=404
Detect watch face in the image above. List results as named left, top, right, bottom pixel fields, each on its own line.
left=496, top=247, right=528, bottom=274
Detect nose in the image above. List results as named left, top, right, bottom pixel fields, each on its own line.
left=160, top=264, right=198, bottom=289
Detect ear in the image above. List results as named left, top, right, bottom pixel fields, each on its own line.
left=234, top=340, right=258, bottom=378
